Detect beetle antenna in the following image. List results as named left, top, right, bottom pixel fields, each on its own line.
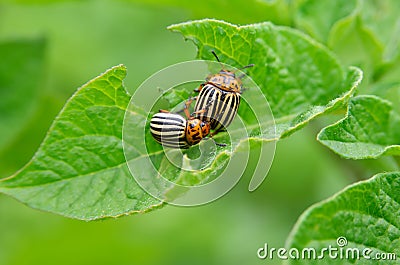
left=233, top=63, right=254, bottom=73
left=211, top=50, right=225, bottom=70
left=235, top=63, right=254, bottom=79
left=241, top=63, right=255, bottom=70
left=211, top=50, right=221, bottom=62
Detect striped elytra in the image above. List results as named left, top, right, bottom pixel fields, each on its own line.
left=150, top=111, right=210, bottom=149
left=193, top=51, right=252, bottom=133
left=194, top=83, right=240, bottom=132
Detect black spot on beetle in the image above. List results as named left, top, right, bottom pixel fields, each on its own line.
left=193, top=132, right=200, bottom=137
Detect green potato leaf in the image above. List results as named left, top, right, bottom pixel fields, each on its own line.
left=0, top=65, right=162, bottom=220
left=293, top=0, right=357, bottom=43
left=294, top=0, right=400, bottom=89
left=294, top=0, right=400, bottom=60
left=359, top=0, right=400, bottom=61
left=168, top=19, right=363, bottom=138
left=318, top=95, right=400, bottom=159
left=285, top=172, right=400, bottom=265
left=328, top=15, right=383, bottom=88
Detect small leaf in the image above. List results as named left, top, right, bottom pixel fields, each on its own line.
left=168, top=19, right=363, bottom=138
left=369, top=79, right=400, bottom=114
left=360, top=0, right=400, bottom=61
left=285, top=172, right=400, bottom=265
left=294, top=0, right=400, bottom=62
left=318, top=95, right=400, bottom=159
left=293, top=0, right=400, bottom=94
left=293, top=0, right=357, bottom=43
left=374, top=54, right=400, bottom=85
left=328, top=15, right=384, bottom=87
left=0, top=65, right=162, bottom=220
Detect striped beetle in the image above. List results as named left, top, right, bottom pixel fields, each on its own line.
left=193, top=51, right=253, bottom=134
left=150, top=110, right=210, bottom=149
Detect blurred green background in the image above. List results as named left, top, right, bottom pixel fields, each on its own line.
left=0, top=1, right=397, bottom=264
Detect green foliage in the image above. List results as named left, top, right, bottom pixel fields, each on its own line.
left=294, top=0, right=400, bottom=59
left=286, top=172, right=400, bottom=265
left=294, top=0, right=400, bottom=89
left=293, top=0, right=357, bottom=43
left=169, top=19, right=363, bottom=138
left=0, top=19, right=364, bottom=219
left=328, top=15, right=383, bottom=87
left=318, top=95, right=400, bottom=159
left=0, top=39, right=45, bottom=152
left=0, top=66, right=161, bottom=220
left=0, top=1, right=399, bottom=264
left=357, top=0, right=400, bottom=61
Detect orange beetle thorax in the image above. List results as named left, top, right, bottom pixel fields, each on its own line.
left=207, top=70, right=242, bottom=93
left=186, top=119, right=210, bottom=146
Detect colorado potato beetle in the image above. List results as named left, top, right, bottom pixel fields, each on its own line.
left=193, top=51, right=253, bottom=133
left=150, top=110, right=210, bottom=149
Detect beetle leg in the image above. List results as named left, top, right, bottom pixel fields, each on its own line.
left=158, top=109, right=170, bottom=113
left=213, top=140, right=227, bottom=147
left=194, top=83, right=205, bottom=93
left=211, top=134, right=227, bottom=147
left=191, top=109, right=206, bottom=115
left=210, top=131, right=220, bottom=137
left=183, top=96, right=198, bottom=119
left=205, top=134, right=226, bottom=147
left=174, top=95, right=198, bottom=117
left=190, top=97, right=215, bottom=117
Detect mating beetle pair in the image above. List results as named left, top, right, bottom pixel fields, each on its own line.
left=150, top=52, right=253, bottom=149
